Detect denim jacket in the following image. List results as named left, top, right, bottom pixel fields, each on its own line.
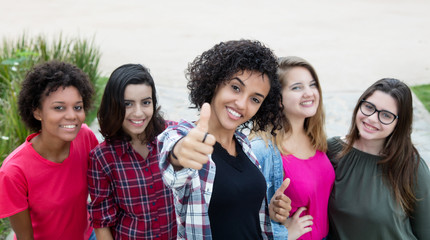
left=251, top=137, right=288, bottom=240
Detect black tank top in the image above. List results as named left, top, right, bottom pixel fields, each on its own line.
left=208, top=139, right=266, bottom=240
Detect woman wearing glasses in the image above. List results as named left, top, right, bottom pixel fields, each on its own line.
left=327, top=78, right=430, bottom=239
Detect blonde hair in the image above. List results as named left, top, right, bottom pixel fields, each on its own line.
left=251, top=56, right=327, bottom=154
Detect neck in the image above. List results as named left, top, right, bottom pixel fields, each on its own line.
left=209, top=126, right=236, bottom=156
left=285, top=117, right=306, bottom=138
left=131, top=139, right=150, bottom=159
left=353, top=138, right=385, bottom=155
left=31, top=133, right=71, bottom=163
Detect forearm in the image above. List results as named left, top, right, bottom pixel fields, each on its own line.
left=94, top=227, right=114, bottom=240
left=9, top=209, right=34, bottom=240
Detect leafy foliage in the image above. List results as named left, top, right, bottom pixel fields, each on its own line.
left=0, top=33, right=102, bottom=163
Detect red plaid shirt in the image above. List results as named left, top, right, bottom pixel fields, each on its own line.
left=88, top=125, right=177, bottom=239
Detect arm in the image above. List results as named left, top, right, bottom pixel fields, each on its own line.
left=87, top=147, right=119, bottom=229
left=168, top=103, right=215, bottom=170
left=283, top=207, right=313, bottom=240
left=410, top=159, right=430, bottom=239
left=94, top=227, right=114, bottom=240
left=158, top=103, right=215, bottom=189
left=9, top=209, right=34, bottom=240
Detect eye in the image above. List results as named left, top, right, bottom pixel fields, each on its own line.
left=291, top=85, right=302, bottom=91
left=381, top=111, right=393, bottom=120
left=310, top=82, right=318, bottom=88
left=143, top=100, right=152, bottom=106
left=74, top=105, right=83, bottom=111
left=124, top=101, right=132, bottom=108
left=251, top=97, right=261, bottom=104
left=364, top=103, right=375, bottom=111
left=54, top=106, right=64, bottom=110
left=231, top=84, right=240, bottom=92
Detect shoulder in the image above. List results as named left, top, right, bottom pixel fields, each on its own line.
left=251, top=136, right=274, bottom=154
left=327, top=137, right=343, bottom=154
left=326, top=136, right=345, bottom=165
left=75, top=124, right=98, bottom=147
left=90, top=140, right=125, bottom=158
left=417, top=159, right=430, bottom=184
left=1, top=137, right=34, bottom=169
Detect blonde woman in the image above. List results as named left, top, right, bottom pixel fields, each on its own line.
left=251, top=56, right=334, bottom=240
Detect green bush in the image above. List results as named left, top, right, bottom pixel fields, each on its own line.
left=412, top=84, right=430, bottom=113
left=0, top=218, right=10, bottom=240
left=0, top=33, right=102, bottom=163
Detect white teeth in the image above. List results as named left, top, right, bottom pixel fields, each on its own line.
left=131, top=120, right=143, bottom=124
left=301, top=100, right=313, bottom=106
left=364, top=123, right=377, bottom=131
left=61, top=125, right=76, bottom=129
left=227, top=108, right=241, bottom=118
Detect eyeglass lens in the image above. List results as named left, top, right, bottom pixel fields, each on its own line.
left=360, top=101, right=396, bottom=125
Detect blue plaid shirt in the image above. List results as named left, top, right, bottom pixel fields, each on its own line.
left=158, top=119, right=273, bottom=240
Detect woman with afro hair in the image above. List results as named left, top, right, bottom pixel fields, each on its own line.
left=158, top=39, right=292, bottom=240
left=0, top=61, right=98, bottom=240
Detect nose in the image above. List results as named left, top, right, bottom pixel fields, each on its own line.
left=235, top=95, right=247, bottom=110
left=134, top=104, right=145, bottom=117
left=303, top=86, right=312, bottom=97
left=65, top=108, right=77, bottom=120
left=367, top=110, right=379, bottom=123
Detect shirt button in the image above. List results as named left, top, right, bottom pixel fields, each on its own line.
left=149, top=185, right=153, bottom=189
left=154, top=218, right=158, bottom=221
left=145, top=168, right=149, bottom=172
left=152, top=202, right=156, bottom=206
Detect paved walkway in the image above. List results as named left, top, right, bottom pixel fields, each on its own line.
left=2, top=0, right=429, bottom=162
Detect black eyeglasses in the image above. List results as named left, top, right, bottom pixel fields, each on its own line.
left=359, top=100, right=398, bottom=125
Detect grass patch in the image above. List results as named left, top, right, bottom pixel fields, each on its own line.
left=412, top=84, right=430, bottom=113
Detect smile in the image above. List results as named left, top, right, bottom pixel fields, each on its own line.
left=300, top=100, right=313, bottom=106
left=60, top=124, right=77, bottom=129
left=227, top=107, right=242, bottom=118
left=131, top=120, right=144, bottom=124
left=363, top=122, right=378, bottom=131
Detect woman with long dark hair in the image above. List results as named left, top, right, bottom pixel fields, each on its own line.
left=327, top=78, right=430, bottom=239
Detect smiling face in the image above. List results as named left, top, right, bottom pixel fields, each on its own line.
left=122, top=83, right=154, bottom=141
left=356, top=90, right=398, bottom=143
left=281, top=66, right=320, bottom=122
left=209, top=70, right=270, bottom=134
left=33, top=86, right=85, bottom=143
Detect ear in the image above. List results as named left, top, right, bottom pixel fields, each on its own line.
left=33, top=108, right=42, bottom=121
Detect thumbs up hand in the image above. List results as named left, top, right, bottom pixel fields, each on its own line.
left=169, top=103, right=216, bottom=170
left=269, top=178, right=292, bottom=223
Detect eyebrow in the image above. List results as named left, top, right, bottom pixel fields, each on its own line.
left=51, top=100, right=83, bottom=104
left=232, top=77, right=266, bottom=98
left=124, top=97, right=152, bottom=101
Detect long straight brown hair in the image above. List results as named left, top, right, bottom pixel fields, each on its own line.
left=341, top=78, right=420, bottom=216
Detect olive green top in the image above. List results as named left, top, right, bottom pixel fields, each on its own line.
left=327, top=137, right=430, bottom=240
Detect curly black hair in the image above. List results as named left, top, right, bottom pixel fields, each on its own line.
left=186, top=39, right=283, bottom=134
left=18, top=60, right=94, bottom=132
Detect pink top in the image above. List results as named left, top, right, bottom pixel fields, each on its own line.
left=0, top=125, right=98, bottom=240
left=282, top=150, right=335, bottom=240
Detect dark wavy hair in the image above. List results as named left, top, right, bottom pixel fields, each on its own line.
left=18, top=60, right=94, bottom=132
left=98, top=63, right=165, bottom=143
left=186, top=39, right=283, bottom=134
left=342, top=78, right=420, bottom=216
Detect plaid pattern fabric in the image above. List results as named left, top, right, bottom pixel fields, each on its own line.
left=158, top=120, right=273, bottom=240
left=88, top=121, right=177, bottom=240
